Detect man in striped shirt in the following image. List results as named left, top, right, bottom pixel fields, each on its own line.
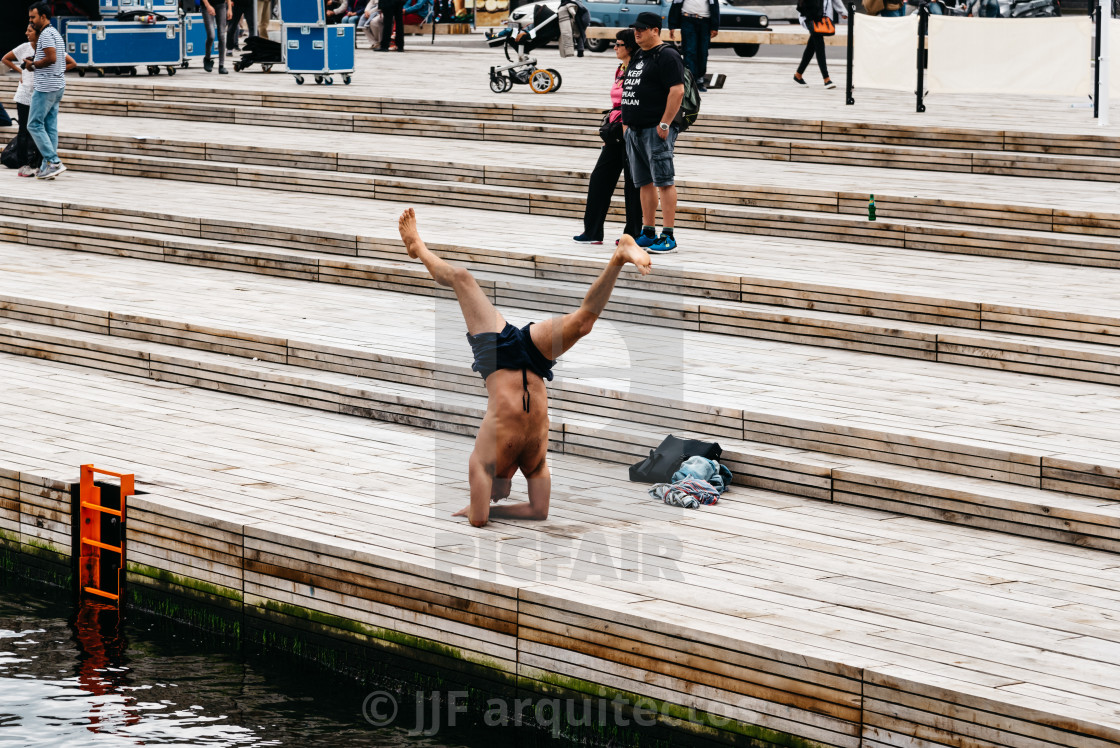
left=23, top=2, right=67, bottom=180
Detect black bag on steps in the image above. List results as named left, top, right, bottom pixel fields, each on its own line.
left=1, top=136, right=19, bottom=170
left=628, top=434, right=722, bottom=484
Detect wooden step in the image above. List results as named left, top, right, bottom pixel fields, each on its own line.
left=37, top=90, right=1120, bottom=183
left=8, top=213, right=1120, bottom=389
left=54, top=147, right=1120, bottom=270
left=0, top=242, right=1117, bottom=504
left=11, top=184, right=1120, bottom=351
left=19, top=77, right=1120, bottom=160
left=5, top=315, right=1120, bottom=556
left=50, top=116, right=1120, bottom=240
left=5, top=351, right=1120, bottom=748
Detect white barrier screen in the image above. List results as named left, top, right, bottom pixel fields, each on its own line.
left=926, top=16, right=1092, bottom=96
left=853, top=14, right=919, bottom=92
left=1111, top=18, right=1120, bottom=97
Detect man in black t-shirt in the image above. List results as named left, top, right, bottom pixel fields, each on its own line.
left=620, top=11, right=685, bottom=254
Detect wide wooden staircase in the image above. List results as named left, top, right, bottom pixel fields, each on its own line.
left=2, top=75, right=1120, bottom=748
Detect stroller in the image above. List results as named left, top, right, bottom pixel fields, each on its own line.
left=233, top=35, right=284, bottom=73
left=485, top=4, right=563, bottom=94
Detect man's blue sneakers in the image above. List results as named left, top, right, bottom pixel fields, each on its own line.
left=647, top=233, right=677, bottom=253
left=634, top=231, right=658, bottom=248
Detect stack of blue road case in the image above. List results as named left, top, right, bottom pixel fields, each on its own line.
left=67, top=0, right=183, bottom=77
left=281, top=0, right=355, bottom=85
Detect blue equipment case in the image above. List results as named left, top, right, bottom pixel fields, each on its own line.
left=284, top=24, right=354, bottom=85
left=99, top=0, right=180, bottom=14
left=66, top=20, right=183, bottom=77
left=181, top=13, right=218, bottom=66
left=280, top=0, right=326, bottom=24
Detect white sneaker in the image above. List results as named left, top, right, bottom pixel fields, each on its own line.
left=17, top=165, right=36, bottom=177
left=36, top=161, right=67, bottom=180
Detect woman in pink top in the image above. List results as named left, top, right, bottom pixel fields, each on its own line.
left=574, top=29, right=643, bottom=245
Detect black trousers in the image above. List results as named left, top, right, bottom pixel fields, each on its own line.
left=379, top=0, right=405, bottom=50
left=583, top=137, right=642, bottom=241
left=226, top=0, right=254, bottom=48
left=797, top=30, right=829, bottom=78
left=16, top=103, right=41, bottom=169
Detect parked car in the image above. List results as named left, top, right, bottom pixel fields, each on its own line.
left=507, top=0, right=769, bottom=55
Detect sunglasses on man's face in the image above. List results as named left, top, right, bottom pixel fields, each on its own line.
left=613, top=42, right=626, bottom=47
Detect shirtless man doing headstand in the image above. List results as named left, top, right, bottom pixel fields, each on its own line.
left=398, top=208, right=652, bottom=527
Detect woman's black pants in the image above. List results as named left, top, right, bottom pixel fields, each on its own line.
left=797, top=31, right=829, bottom=79
left=582, top=137, right=642, bottom=241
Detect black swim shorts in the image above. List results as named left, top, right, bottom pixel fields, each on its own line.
left=466, top=322, right=555, bottom=382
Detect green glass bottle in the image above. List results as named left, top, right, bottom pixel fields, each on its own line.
left=869, top=194, right=876, bottom=222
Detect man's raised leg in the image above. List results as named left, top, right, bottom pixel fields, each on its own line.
left=530, top=235, right=652, bottom=360
left=399, top=208, right=504, bottom=335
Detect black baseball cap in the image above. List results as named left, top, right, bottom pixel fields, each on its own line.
left=631, top=11, right=663, bottom=30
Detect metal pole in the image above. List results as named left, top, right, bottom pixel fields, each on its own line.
left=846, top=1, right=855, bottom=105
left=1095, top=0, right=1102, bottom=118
left=916, top=2, right=927, bottom=113
left=1102, top=0, right=1111, bottom=126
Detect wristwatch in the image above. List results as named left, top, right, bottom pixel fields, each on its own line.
left=658, top=122, right=670, bottom=132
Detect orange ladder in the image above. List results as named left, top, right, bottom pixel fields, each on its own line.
left=78, top=464, right=133, bottom=604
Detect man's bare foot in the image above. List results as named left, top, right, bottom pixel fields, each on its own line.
left=398, top=208, right=422, bottom=259
left=613, top=235, right=653, bottom=275
left=452, top=505, right=470, bottom=517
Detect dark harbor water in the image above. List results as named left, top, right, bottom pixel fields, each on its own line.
left=0, top=583, right=477, bottom=748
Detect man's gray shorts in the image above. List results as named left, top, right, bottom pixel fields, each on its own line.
left=625, top=125, right=678, bottom=188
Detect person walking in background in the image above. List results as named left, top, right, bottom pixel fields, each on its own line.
left=794, top=0, right=841, bottom=89
left=575, top=29, right=643, bottom=246
left=5, top=24, right=42, bottom=177
left=256, top=0, right=273, bottom=37
left=621, top=12, right=685, bottom=254
left=668, top=0, right=719, bottom=93
left=23, top=3, right=66, bottom=180
left=226, top=0, right=254, bottom=50
left=5, top=24, right=45, bottom=176
left=559, top=0, right=590, bottom=56
left=202, top=0, right=233, bottom=73
left=377, top=0, right=405, bottom=51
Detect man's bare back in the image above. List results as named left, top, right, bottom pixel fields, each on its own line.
left=397, top=208, right=651, bottom=527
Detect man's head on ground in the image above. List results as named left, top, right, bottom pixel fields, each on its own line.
left=630, top=11, right=663, bottom=50
left=614, top=28, right=638, bottom=61
left=28, top=2, right=51, bottom=31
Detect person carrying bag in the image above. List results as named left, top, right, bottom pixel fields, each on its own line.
left=794, top=0, right=842, bottom=88
left=2, top=23, right=44, bottom=176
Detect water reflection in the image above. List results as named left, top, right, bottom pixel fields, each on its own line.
left=0, top=589, right=460, bottom=747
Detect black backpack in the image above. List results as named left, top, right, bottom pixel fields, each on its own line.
left=654, top=45, right=701, bottom=132
left=629, top=434, right=722, bottom=483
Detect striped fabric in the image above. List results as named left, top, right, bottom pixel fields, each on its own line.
left=33, top=25, right=66, bottom=93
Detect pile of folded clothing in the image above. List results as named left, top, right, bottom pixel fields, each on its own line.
left=648, top=456, right=733, bottom=509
